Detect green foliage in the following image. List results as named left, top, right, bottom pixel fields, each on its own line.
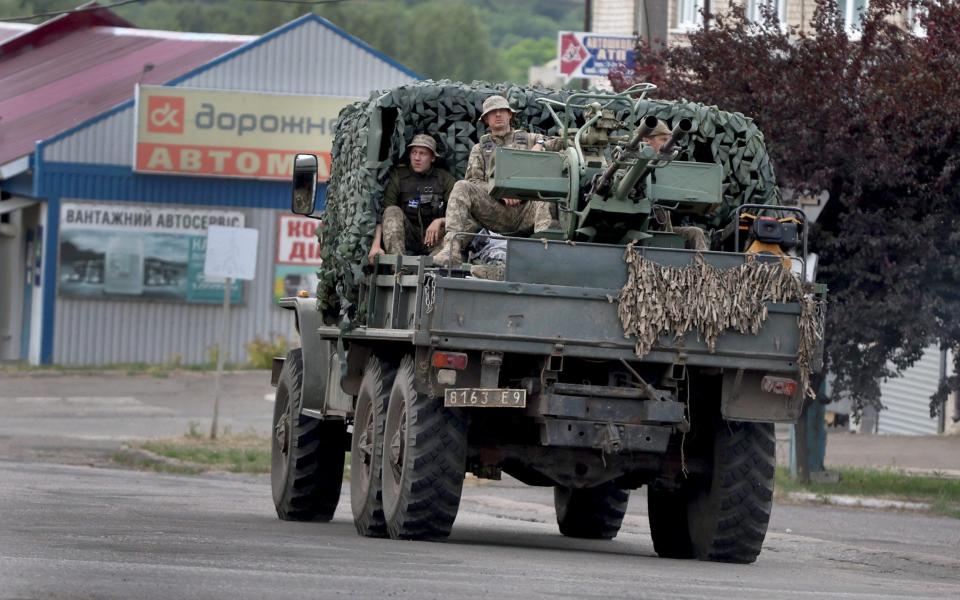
left=500, top=36, right=555, bottom=84
left=139, top=433, right=271, bottom=474
left=245, top=335, right=290, bottom=369
left=775, top=467, right=960, bottom=518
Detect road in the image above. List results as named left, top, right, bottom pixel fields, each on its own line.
left=1, top=371, right=958, bottom=598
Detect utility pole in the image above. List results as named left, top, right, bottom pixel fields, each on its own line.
left=582, top=0, right=593, bottom=90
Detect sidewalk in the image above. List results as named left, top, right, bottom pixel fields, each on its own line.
left=824, top=430, right=960, bottom=477
left=776, top=425, right=960, bottom=477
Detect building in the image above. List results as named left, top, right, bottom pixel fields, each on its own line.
left=1, top=10, right=418, bottom=366
left=1, top=7, right=253, bottom=363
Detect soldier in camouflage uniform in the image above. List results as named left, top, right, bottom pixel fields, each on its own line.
left=644, top=119, right=708, bottom=251
left=369, top=134, right=457, bottom=264
left=433, top=95, right=561, bottom=267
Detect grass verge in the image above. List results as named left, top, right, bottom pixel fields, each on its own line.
left=776, top=467, right=960, bottom=518
left=118, top=432, right=271, bottom=475
left=115, top=430, right=352, bottom=478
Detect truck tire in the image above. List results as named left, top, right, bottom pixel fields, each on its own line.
left=554, top=482, right=629, bottom=540
left=381, top=355, right=467, bottom=540
left=647, top=486, right=695, bottom=558
left=649, top=420, right=775, bottom=563
left=350, top=355, right=396, bottom=537
left=271, top=348, right=346, bottom=522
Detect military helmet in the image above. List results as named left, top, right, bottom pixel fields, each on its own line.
left=407, top=133, right=438, bottom=155
left=479, top=95, right=516, bottom=121
left=645, top=120, right=671, bottom=138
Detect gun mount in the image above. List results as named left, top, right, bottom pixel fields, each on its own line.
left=486, top=84, right=721, bottom=246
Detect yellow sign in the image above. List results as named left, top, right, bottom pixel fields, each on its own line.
left=134, top=86, right=356, bottom=181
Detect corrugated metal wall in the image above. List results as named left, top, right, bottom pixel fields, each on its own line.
left=54, top=208, right=296, bottom=365
left=877, top=344, right=944, bottom=435
left=45, top=106, right=136, bottom=165
left=39, top=15, right=418, bottom=365
left=176, top=19, right=417, bottom=96
left=45, top=17, right=418, bottom=165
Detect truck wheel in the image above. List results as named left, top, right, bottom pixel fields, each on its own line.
left=554, top=482, right=629, bottom=539
left=647, top=486, right=695, bottom=558
left=271, top=348, right=346, bottom=522
left=687, top=420, right=776, bottom=563
left=350, top=355, right=397, bottom=537
left=381, top=355, right=467, bottom=540
left=650, top=420, right=775, bottom=563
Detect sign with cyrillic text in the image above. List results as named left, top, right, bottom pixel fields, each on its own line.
left=134, top=86, right=356, bottom=181
left=273, top=214, right=321, bottom=303
left=557, top=31, right=636, bottom=81
left=58, top=201, right=245, bottom=304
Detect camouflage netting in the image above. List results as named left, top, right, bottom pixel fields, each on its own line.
left=318, top=80, right=780, bottom=326
left=617, top=246, right=824, bottom=398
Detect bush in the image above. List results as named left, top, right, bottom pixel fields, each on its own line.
left=246, top=335, right=290, bottom=369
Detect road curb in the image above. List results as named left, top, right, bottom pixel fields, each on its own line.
left=786, top=491, right=931, bottom=512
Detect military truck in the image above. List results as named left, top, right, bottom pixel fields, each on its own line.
left=269, top=82, right=824, bottom=564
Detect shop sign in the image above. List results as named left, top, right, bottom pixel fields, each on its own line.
left=274, top=214, right=321, bottom=303
left=557, top=31, right=636, bottom=81
left=134, top=86, right=356, bottom=181
left=58, top=202, right=245, bottom=303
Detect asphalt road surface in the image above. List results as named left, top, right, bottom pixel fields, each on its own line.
left=1, top=372, right=958, bottom=599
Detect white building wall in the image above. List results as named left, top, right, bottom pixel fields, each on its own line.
left=877, top=344, right=945, bottom=435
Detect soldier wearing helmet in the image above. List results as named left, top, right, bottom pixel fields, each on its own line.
left=433, top=95, right=561, bottom=267
left=369, top=133, right=457, bottom=264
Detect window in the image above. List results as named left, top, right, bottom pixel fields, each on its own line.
left=746, top=0, right=786, bottom=25
left=676, top=0, right=704, bottom=31
left=838, top=0, right=869, bottom=35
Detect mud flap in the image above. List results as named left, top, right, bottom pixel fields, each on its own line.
left=721, top=369, right=803, bottom=422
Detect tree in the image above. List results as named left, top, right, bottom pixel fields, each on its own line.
left=611, top=0, right=960, bottom=417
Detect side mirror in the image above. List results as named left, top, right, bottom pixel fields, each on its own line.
left=291, top=154, right=318, bottom=216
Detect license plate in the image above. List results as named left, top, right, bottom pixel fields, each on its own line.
left=444, top=388, right=526, bottom=408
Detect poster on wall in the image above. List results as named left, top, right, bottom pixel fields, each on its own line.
left=59, top=202, right=245, bottom=304
left=274, top=214, right=321, bottom=303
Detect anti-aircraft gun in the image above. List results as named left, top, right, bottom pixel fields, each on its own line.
left=485, top=84, right=720, bottom=248
left=269, top=81, right=825, bottom=565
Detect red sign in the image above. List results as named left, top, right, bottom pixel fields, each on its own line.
left=276, top=214, right=322, bottom=266
left=135, top=143, right=331, bottom=180
left=559, top=32, right=589, bottom=77
left=146, top=96, right=185, bottom=134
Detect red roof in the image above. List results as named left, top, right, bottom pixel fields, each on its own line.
left=0, top=5, right=252, bottom=166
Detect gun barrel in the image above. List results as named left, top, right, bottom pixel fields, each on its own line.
left=659, top=118, right=693, bottom=155
left=627, top=115, right=660, bottom=150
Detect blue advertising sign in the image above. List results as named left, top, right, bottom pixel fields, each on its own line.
left=558, top=31, right=637, bottom=81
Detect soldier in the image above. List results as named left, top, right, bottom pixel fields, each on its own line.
left=433, top=95, right=560, bottom=266
left=643, top=119, right=672, bottom=152
left=368, top=134, right=457, bottom=264
left=644, top=119, right=708, bottom=250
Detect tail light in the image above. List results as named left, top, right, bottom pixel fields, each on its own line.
left=432, top=351, right=468, bottom=370
left=761, top=375, right=798, bottom=397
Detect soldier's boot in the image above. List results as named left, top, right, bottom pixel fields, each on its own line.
left=432, top=236, right=463, bottom=267
left=469, top=262, right=505, bottom=281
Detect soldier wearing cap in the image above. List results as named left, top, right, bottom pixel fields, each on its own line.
left=433, top=95, right=561, bottom=267
left=369, top=133, right=457, bottom=264
left=643, top=118, right=708, bottom=250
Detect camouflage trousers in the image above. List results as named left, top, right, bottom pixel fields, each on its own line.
left=382, top=206, right=443, bottom=257
left=436, top=181, right=553, bottom=263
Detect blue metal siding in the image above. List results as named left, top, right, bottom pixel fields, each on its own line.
left=40, top=162, right=327, bottom=210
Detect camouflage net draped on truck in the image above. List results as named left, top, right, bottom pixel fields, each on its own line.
left=318, top=80, right=781, bottom=325
left=617, top=246, right=824, bottom=397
